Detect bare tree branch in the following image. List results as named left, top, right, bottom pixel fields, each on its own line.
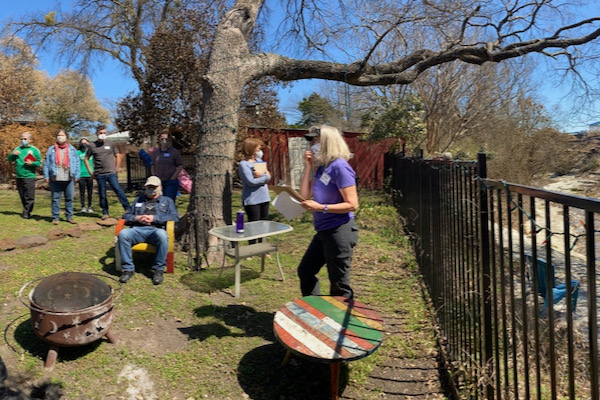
left=251, top=19, right=600, bottom=86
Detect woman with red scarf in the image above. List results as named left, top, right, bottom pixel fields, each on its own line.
left=43, top=130, right=81, bottom=225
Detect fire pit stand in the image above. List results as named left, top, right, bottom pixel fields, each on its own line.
left=18, top=272, right=122, bottom=369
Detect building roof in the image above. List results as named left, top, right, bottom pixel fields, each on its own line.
left=105, top=131, right=130, bottom=142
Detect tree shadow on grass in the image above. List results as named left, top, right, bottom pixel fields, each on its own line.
left=237, top=343, right=349, bottom=400
left=178, top=304, right=275, bottom=342
left=179, top=267, right=260, bottom=295
left=99, top=246, right=118, bottom=277
left=0, top=210, right=54, bottom=223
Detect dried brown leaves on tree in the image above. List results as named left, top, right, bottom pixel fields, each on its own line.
left=114, top=7, right=213, bottom=148
left=37, top=70, right=110, bottom=135
left=110, top=4, right=284, bottom=149
left=0, top=37, right=42, bottom=123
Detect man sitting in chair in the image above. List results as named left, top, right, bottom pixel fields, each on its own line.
left=117, top=176, right=179, bottom=285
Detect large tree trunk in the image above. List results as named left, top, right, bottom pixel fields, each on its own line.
left=188, top=0, right=262, bottom=268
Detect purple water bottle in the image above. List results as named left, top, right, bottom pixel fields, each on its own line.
left=236, top=211, right=244, bottom=233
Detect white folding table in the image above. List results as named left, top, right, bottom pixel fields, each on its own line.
left=208, top=221, right=293, bottom=297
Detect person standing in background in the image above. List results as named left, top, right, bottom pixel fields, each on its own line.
left=238, top=137, right=271, bottom=244
left=297, top=125, right=359, bottom=299
left=84, top=125, right=131, bottom=219
left=77, top=137, right=94, bottom=213
left=151, top=130, right=183, bottom=201
left=304, top=126, right=321, bottom=161
left=7, top=131, right=42, bottom=219
left=43, top=130, right=81, bottom=225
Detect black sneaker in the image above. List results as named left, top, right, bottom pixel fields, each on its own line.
left=119, top=271, right=134, bottom=283
left=21, top=212, right=30, bottom=219
left=152, top=269, right=164, bottom=285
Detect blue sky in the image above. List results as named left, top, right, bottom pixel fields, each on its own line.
left=2, top=1, right=599, bottom=132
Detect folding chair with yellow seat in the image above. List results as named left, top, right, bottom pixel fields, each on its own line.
left=114, top=219, right=176, bottom=273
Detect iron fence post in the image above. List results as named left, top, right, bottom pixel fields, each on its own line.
left=585, top=211, right=599, bottom=400
left=478, top=153, right=494, bottom=399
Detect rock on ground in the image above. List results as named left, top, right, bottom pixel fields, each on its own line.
left=15, top=235, right=48, bottom=249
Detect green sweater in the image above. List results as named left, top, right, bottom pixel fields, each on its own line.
left=7, top=145, right=42, bottom=179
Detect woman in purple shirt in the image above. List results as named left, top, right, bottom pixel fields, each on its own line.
left=298, top=125, right=359, bottom=299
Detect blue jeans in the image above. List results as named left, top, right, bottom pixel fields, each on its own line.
left=49, top=180, right=75, bottom=220
left=117, top=226, right=168, bottom=272
left=96, top=173, right=130, bottom=215
left=161, top=179, right=179, bottom=201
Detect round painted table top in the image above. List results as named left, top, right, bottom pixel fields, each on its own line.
left=273, top=296, right=385, bottom=363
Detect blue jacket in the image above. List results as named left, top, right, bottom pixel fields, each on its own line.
left=123, top=194, right=179, bottom=227
left=239, top=159, right=270, bottom=206
left=43, top=144, right=81, bottom=180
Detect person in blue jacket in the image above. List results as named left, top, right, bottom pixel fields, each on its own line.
left=238, top=137, right=271, bottom=244
left=117, top=176, right=179, bottom=285
left=43, top=130, right=81, bottom=224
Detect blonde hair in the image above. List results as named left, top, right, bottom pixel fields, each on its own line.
left=318, top=125, right=351, bottom=165
left=242, top=137, right=264, bottom=158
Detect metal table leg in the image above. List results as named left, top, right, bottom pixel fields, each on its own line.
left=330, top=362, right=340, bottom=400
left=234, top=245, right=241, bottom=297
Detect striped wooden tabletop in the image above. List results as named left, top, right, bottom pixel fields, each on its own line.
left=273, top=296, right=385, bottom=363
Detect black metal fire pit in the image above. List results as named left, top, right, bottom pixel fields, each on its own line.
left=18, top=272, right=122, bottom=369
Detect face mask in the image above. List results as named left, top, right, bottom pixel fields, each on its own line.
left=57, top=136, right=67, bottom=144
left=81, top=143, right=88, bottom=149
left=255, top=150, right=264, bottom=159
left=310, top=143, right=321, bottom=155
left=145, top=188, right=158, bottom=197
left=21, top=139, right=28, bottom=147
left=310, top=143, right=322, bottom=166
left=161, top=138, right=168, bottom=145
left=98, top=134, right=107, bottom=140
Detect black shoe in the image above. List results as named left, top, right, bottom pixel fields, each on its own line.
left=22, top=212, right=30, bottom=219
left=119, top=271, right=134, bottom=283
left=152, top=269, right=164, bottom=285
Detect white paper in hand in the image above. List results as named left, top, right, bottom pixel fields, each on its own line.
left=272, top=191, right=305, bottom=220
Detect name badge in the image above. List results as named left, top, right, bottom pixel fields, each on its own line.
left=319, top=172, right=331, bottom=186
left=135, top=203, right=143, bottom=208
left=104, top=146, right=111, bottom=150
left=163, top=153, right=171, bottom=157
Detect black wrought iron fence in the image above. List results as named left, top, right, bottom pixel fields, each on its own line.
left=388, top=152, right=600, bottom=399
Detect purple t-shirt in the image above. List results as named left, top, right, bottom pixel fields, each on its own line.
left=312, top=158, right=356, bottom=231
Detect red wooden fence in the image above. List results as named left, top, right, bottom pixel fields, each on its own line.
left=246, top=127, right=392, bottom=190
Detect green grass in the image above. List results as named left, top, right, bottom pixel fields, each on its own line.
left=0, top=187, right=439, bottom=399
